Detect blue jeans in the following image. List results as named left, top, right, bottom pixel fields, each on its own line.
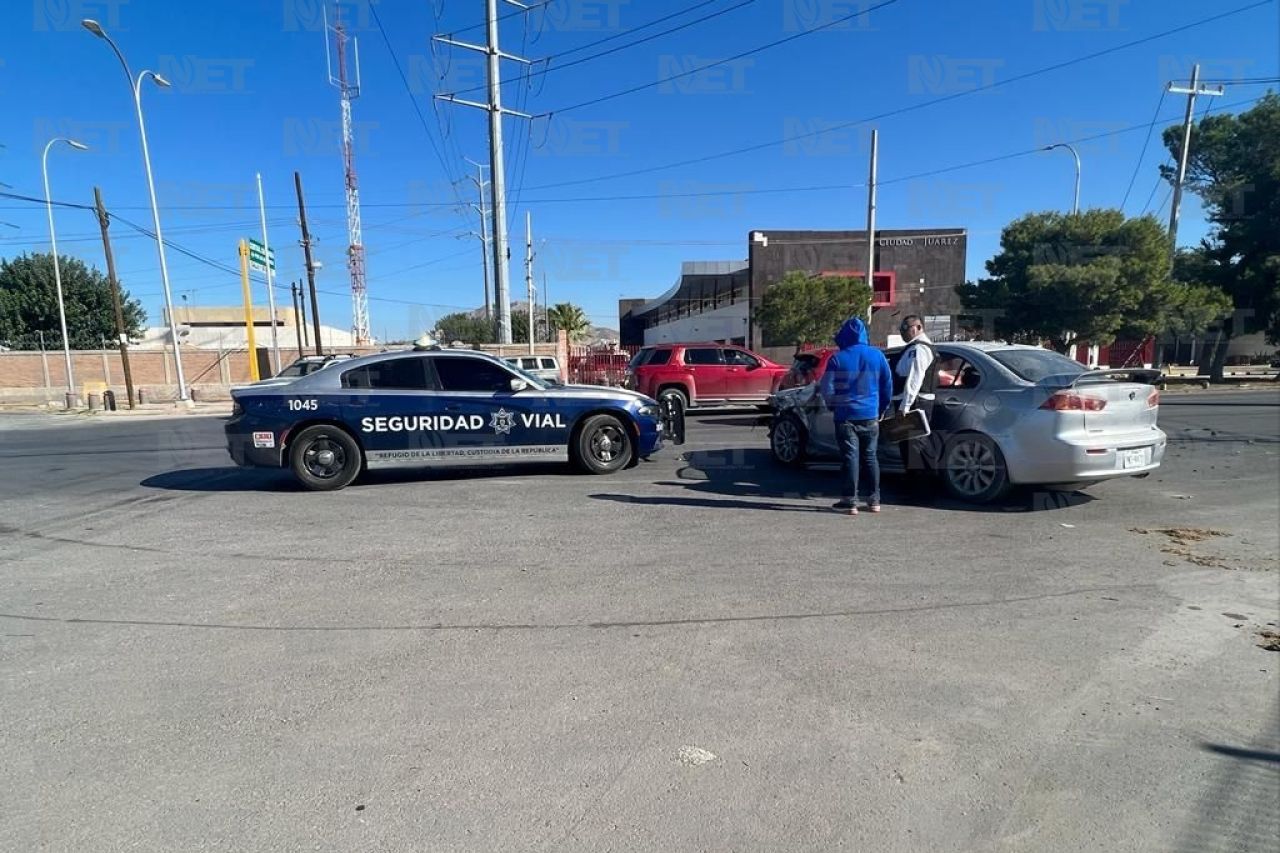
left=836, top=419, right=880, bottom=504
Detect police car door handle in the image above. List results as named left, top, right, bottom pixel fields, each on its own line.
left=444, top=403, right=463, bottom=412
left=942, top=397, right=964, bottom=408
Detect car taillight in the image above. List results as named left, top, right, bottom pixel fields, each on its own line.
left=1146, top=389, right=1160, bottom=408
left=1040, top=391, right=1107, bottom=412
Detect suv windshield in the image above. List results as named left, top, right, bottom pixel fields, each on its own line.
left=990, top=349, right=1087, bottom=383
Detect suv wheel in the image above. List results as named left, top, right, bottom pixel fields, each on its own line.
left=658, top=387, right=689, bottom=411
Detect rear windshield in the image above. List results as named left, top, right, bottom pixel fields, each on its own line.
left=990, top=349, right=1087, bottom=383
left=629, top=348, right=671, bottom=368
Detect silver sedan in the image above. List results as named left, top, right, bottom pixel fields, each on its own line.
left=767, top=342, right=1167, bottom=503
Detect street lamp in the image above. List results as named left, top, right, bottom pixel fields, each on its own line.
left=82, top=18, right=190, bottom=402
left=1042, top=143, right=1082, bottom=215
left=41, top=136, right=89, bottom=408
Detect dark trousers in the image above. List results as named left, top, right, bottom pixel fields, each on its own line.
left=836, top=419, right=880, bottom=504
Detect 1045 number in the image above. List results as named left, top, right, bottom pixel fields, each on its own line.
left=288, top=399, right=319, bottom=411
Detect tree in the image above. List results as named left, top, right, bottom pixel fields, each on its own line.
left=0, top=252, right=145, bottom=350
left=545, top=302, right=591, bottom=342
left=958, top=210, right=1227, bottom=352
left=756, top=271, right=871, bottom=348
left=433, top=311, right=495, bottom=345
left=1161, top=93, right=1280, bottom=378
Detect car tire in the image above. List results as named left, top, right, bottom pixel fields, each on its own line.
left=573, top=414, right=633, bottom=474
left=770, top=413, right=807, bottom=467
left=658, top=386, right=689, bottom=412
left=940, top=432, right=1009, bottom=503
left=289, top=424, right=363, bottom=491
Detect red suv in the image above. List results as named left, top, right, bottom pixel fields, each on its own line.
left=626, top=343, right=789, bottom=408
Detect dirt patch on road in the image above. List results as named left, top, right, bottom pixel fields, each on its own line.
left=1131, top=527, right=1235, bottom=570
left=1257, top=630, right=1280, bottom=653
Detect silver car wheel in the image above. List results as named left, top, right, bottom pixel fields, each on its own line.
left=771, top=417, right=802, bottom=463
left=946, top=437, right=999, bottom=496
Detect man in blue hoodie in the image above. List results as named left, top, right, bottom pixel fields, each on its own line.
left=818, top=316, right=894, bottom=514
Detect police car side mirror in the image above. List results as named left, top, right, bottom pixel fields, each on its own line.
left=510, top=378, right=529, bottom=392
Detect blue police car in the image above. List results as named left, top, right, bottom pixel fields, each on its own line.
left=225, top=348, right=684, bottom=490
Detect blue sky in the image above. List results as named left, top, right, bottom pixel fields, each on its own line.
left=1, top=0, right=1277, bottom=341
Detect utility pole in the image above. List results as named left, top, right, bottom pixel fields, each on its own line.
left=255, top=172, right=282, bottom=373
left=93, top=186, right=135, bottom=408
left=526, top=211, right=536, bottom=353
left=466, top=159, right=492, bottom=320
left=294, top=171, right=323, bottom=355
left=291, top=281, right=305, bottom=355
left=433, top=0, right=535, bottom=344
left=237, top=239, right=261, bottom=382
left=1167, top=64, right=1225, bottom=253
left=864, top=128, right=878, bottom=324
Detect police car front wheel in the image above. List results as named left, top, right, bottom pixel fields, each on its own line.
left=574, top=414, right=634, bottom=474
left=289, top=425, right=363, bottom=491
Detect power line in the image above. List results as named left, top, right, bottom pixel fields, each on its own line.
left=523, top=0, right=1274, bottom=191
left=445, top=0, right=754, bottom=99
left=1120, top=89, right=1167, bottom=210
left=538, top=0, right=899, bottom=116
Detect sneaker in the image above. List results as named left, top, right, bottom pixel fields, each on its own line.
left=867, top=502, right=882, bottom=514
left=833, top=499, right=858, bottom=515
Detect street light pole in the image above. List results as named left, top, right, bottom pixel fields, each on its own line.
left=82, top=18, right=190, bottom=403
left=1043, top=143, right=1082, bottom=214
left=41, top=136, right=89, bottom=408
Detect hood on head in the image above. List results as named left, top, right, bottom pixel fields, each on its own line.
left=834, top=316, right=869, bottom=349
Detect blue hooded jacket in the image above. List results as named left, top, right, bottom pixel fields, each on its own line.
left=818, top=317, right=893, bottom=422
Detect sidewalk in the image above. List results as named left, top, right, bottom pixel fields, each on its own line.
left=0, top=400, right=232, bottom=419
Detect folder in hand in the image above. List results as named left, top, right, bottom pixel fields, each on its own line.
left=880, top=408, right=931, bottom=442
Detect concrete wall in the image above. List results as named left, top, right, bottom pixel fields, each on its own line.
left=748, top=229, right=967, bottom=348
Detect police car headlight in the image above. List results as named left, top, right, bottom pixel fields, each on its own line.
left=638, top=403, right=660, bottom=420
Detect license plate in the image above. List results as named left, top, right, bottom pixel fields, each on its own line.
left=1120, top=447, right=1151, bottom=469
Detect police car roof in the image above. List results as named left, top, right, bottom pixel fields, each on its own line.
left=233, top=347, right=509, bottom=395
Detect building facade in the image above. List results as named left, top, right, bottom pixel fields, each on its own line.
left=620, top=229, right=967, bottom=353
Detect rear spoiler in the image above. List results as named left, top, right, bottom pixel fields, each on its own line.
left=1073, top=368, right=1164, bottom=386
left=1035, top=368, right=1163, bottom=390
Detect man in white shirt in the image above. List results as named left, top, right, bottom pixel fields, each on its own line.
left=894, top=315, right=934, bottom=474
left=896, top=315, right=935, bottom=415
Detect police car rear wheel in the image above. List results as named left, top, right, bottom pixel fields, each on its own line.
left=290, top=425, right=362, bottom=491
left=575, top=414, right=633, bottom=474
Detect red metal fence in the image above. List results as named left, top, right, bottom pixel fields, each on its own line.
left=567, top=345, right=639, bottom=386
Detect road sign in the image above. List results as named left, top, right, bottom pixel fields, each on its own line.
left=248, top=238, right=276, bottom=273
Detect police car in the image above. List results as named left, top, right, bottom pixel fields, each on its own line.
left=225, top=348, right=684, bottom=491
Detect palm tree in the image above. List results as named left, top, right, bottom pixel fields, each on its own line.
left=546, top=302, right=592, bottom=342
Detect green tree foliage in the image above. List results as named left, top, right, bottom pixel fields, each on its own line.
left=433, top=311, right=497, bottom=345
left=0, top=252, right=145, bottom=350
left=1161, top=93, right=1280, bottom=371
left=958, top=210, right=1228, bottom=351
left=545, top=303, right=591, bottom=342
left=756, top=272, right=871, bottom=348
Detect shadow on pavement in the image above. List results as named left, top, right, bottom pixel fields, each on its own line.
left=141, top=462, right=575, bottom=492
left=620, top=447, right=1097, bottom=514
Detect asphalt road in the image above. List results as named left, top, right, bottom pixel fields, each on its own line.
left=1, top=391, right=1277, bottom=852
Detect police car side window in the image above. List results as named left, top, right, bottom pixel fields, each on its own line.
left=433, top=356, right=515, bottom=393
left=342, top=358, right=432, bottom=390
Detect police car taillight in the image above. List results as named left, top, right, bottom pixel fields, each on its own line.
left=232, top=399, right=243, bottom=416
